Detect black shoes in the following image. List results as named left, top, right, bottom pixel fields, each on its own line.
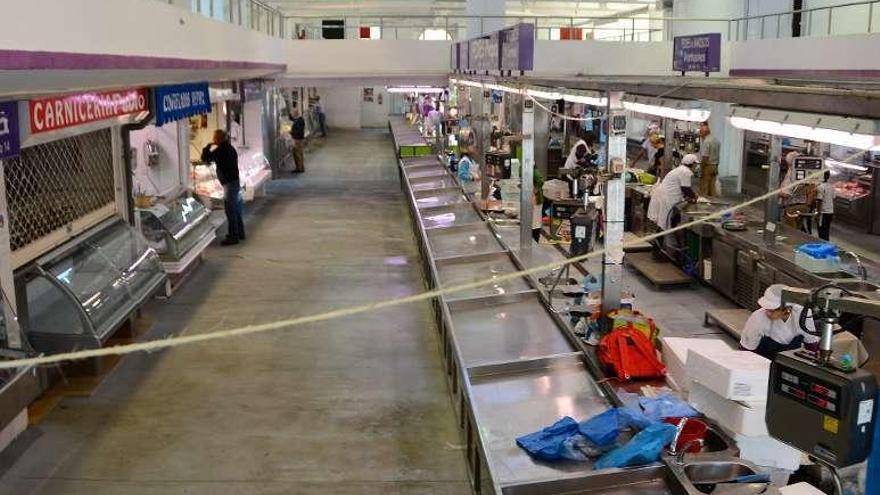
left=221, top=238, right=239, bottom=246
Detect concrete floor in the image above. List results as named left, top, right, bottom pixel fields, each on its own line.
left=0, top=129, right=471, bottom=494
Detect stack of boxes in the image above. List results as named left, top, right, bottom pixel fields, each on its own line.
left=661, top=336, right=804, bottom=471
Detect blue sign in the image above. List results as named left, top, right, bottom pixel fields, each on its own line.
left=155, top=82, right=211, bottom=127
left=0, top=102, right=20, bottom=160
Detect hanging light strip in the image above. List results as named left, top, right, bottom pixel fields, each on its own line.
left=728, top=116, right=880, bottom=150
left=451, top=78, right=607, bottom=106
left=623, top=101, right=711, bottom=122
left=385, top=86, right=445, bottom=94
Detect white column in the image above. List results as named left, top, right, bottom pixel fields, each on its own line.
left=520, top=99, right=535, bottom=251
left=0, top=161, right=21, bottom=349
left=467, top=0, right=505, bottom=37
left=602, top=91, right=627, bottom=316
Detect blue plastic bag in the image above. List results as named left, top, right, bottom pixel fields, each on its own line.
left=634, top=393, right=699, bottom=422
left=594, top=423, right=678, bottom=470
left=516, top=417, right=581, bottom=461
left=578, top=408, right=653, bottom=447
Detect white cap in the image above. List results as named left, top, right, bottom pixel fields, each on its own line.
left=681, top=154, right=699, bottom=166
left=758, top=284, right=785, bottom=310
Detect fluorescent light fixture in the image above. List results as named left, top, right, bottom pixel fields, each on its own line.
left=449, top=78, right=484, bottom=89
left=526, top=89, right=563, bottom=101
left=525, top=88, right=606, bottom=106
left=623, top=101, right=710, bottom=122
left=386, top=86, right=445, bottom=94
left=825, top=158, right=869, bottom=172
left=729, top=116, right=880, bottom=150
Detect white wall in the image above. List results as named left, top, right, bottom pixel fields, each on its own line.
left=285, top=40, right=451, bottom=78
left=361, top=88, right=392, bottom=128
left=130, top=123, right=184, bottom=198
left=671, top=0, right=745, bottom=39
left=2, top=0, right=286, bottom=66
left=730, top=32, right=880, bottom=73
left=804, top=0, right=879, bottom=36
left=317, top=87, right=362, bottom=130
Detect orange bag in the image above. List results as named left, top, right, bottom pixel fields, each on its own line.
left=598, top=326, right=667, bottom=381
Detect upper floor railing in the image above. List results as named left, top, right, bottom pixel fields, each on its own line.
left=157, top=0, right=880, bottom=43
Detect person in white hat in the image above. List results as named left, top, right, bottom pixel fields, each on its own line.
left=648, top=153, right=700, bottom=230
left=741, top=284, right=820, bottom=359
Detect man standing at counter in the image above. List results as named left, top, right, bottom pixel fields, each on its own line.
left=699, top=122, right=720, bottom=197
left=202, top=130, right=245, bottom=246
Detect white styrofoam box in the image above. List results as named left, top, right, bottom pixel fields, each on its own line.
left=779, top=482, right=825, bottom=495
left=0, top=409, right=27, bottom=454
left=735, top=433, right=803, bottom=471
left=661, top=338, right=734, bottom=394
left=686, top=348, right=770, bottom=401
left=688, top=381, right=768, bottom=436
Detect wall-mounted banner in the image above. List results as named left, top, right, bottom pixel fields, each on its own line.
left=0, top=101, right=20, bottom=160
left=29, top=88, right=148, bottom=134
left=469, top=33, right=500, bottom=71
left=673, top=33, right=721, bottom=74
left=500, top=23, right=535, bottom=72
left=155, top=82, right=212, bottom=127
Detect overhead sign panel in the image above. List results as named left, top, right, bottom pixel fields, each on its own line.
left=0, top=101, right=20, bottom=160
left=29, top=88, right=148, bottom=134
left=451, top=23, right=534, bottom=73
left=155, top=83, right=211, bottom=127
left=500, top=23, right=535, bottom=72
left=673, top=33, right=721, bottom=74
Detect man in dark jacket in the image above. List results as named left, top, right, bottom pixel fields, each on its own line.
left=202, top=129, right=245, bottom=245
left=290, top=110, right=306, bottom=173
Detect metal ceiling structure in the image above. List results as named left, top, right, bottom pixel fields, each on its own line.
left=261, top=0, right=660, bottom=17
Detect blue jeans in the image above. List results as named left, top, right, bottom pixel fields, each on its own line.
left=223, top=181, right=245, bottom=240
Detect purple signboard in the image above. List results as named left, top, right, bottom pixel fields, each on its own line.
left=459, top=42, right=469, bottom=71
left=0, top=102, right=20, bottom=160
left=468, top=33, right=500, bottom=71
left=500, top=23, right=535, bottom=71
left=673, top=33, right=721, bottom=73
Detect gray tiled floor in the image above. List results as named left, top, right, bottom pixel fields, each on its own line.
left=0, top=130, right=470, bottom=494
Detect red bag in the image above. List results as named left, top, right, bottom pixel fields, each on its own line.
left=598, top=326, right=667, bottom=381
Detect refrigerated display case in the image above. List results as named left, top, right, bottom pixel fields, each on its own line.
left=826, top=157, right=877, bottom=231
left=19, top=219, right=166, bottom=354
left=192, top=152, right=271, bottom=207
left=138, top=196, right=215, bottom=271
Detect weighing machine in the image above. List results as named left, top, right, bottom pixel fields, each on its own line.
left=771, top=285, right=880, bottom=493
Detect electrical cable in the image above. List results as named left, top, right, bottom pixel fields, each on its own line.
left=0, top=163, right=837, bottom=370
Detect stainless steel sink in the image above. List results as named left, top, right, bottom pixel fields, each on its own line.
left=683, top=462, right=756, bottom=484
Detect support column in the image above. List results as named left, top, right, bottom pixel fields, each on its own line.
left=602, top=91, right=627, bottom=316
left=764, top=135, right=783, bottom=245
left=0, top=161, right=22, bottom=349
left=479, top=87, right=492, bottom=202
left=466, top=0, right=505, bottom=37
left=520, top=98, right=535, bottom=251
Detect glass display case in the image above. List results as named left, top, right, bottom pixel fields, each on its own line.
left=138, top=196, right=213, bottom=263
left=826, top=156, right=878, bottom=231
left=19, top=219, right=166, bottom=354
left=192, top=152, right=271, bottom=207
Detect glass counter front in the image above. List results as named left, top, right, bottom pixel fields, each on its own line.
left=139, top=196, right=212, bottom=261
left=21, top=219, right=166, bottom=354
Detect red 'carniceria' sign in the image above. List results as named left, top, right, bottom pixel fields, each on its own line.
left=29, top=88, right=148, bottom=134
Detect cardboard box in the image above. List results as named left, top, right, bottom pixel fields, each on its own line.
left=661, top=338, right=733, bottom=393
left=688, top=381, right=768, bottom=436
left=735, top=433, right=803, bottom=471
left=686, top=348, right=770, bottom=401
left=779, top=483, right=825, bottom=495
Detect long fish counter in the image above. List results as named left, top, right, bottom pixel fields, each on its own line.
left=388, top=118, right=745, bottom=495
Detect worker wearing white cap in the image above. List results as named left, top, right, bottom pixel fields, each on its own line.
left=741, top=284, right=820, bottom=360
left=648, top=153, right=700, bottom=230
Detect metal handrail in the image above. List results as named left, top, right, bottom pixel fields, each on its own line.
left=158, top=0, right=880, bottom=42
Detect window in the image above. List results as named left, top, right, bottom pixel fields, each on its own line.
left=419, top=28, right=451, bottom=41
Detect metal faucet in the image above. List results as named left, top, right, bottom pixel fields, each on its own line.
left=675, top=439, right=704, bottom=465
left=843, top=251, right=868, bottom=281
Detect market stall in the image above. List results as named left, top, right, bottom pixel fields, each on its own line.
left=190, top=81, right=271, bottom=208
left=4, top=87, right=166, bottom=355
left=131, top=82, right=216, bottom=288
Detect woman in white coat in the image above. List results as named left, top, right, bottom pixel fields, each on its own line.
left=648, top=153, right=700, bottom=230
